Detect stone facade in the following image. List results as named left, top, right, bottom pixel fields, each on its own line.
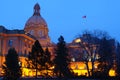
left=0, top=26, right=36, bottom=75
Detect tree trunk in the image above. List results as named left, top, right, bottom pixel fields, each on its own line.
left=35, top=59, right=37, bottom=78
left=85, top=61, right=91, bottom=77
left=91, top=60, right=94, bottom=76
left=36, top=68, right=37, bottom=78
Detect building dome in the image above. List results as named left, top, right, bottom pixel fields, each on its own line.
left=25, top=15, right=47, bottom=27
left=24, top=3, right=50, bottom=46
left=24, top=3, right=47, bottom=29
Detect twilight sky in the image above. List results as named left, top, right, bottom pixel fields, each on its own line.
left=0, top=0, right=120, bottom=43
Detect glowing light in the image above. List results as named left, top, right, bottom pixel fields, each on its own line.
left=50, top=66, right=55, bottom=69
left=109, top=69, right=116, bottom=76
left=73, top=70, right=88, bottom=76
left=75, top=39, right=81, bottom=43
left=71, top=58, right=75, bottom=62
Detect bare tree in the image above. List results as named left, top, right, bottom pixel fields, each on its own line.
left=76, top=31, right=100, bottom=77
left=76, top=30, right=112, bottom=77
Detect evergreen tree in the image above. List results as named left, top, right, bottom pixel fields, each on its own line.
left=28, top=40, right=44, bottom=78
left=2, top=48, right=22, bottom=80
left=44, top=48, right=52, bottom=76
left=44, top=47, right=51, bottom=66
left=53, top=36, right=72, bottom=78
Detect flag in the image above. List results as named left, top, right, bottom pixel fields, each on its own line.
left=82, top=15, right=86, bottom=18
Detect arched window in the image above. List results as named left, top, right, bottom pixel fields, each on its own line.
left=39, top=30, right=43, bottom=37
left=29, top=30, right=34, bottom=35
left=8, top=40, right=13, bottom=47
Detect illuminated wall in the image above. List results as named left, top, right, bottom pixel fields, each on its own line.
left=70, top=61, right=116, bottom=77
left=0, top=31, right=35, bottom=76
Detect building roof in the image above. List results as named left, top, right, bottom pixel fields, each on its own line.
left=0, top=25, right=24, bottom=34
left=0, top=25, right=36, bottom=40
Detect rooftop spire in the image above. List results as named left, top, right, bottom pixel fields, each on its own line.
left=33, top=3, right=40, bottom=16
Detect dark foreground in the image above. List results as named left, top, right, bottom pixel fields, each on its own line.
left=20, top=77, right=119, bottom=80
left=0, top=77, right=119, bottom=80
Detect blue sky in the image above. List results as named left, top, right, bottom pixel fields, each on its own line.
left=0, top=0, right=120, bottom=43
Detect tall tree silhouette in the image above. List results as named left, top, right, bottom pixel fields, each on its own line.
left=98, top=37, right=114, bottom=77
left=44, top=48, right=52, bottom=76
left=53, top=36, right=72, bottom=78
left=28, top=40, right=44, bottom=78
left=116, top=42, right=120, bottom=77
left=44, top=47, right=51, bottom=66
left=2, top=48, right=22, bottom=80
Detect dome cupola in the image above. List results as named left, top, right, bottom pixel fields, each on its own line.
left=33, top=3, right=40, bottom=16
